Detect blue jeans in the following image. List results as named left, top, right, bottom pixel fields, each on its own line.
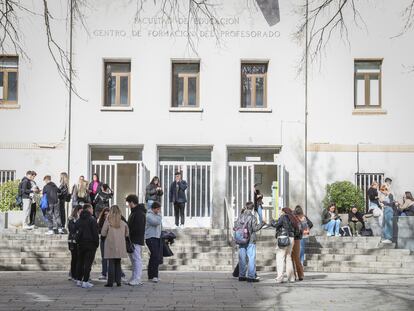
left=257, top=205, right=263, bottom=224
left=300, top=237, right=308, bottom=265
left=323, top=219, right=341, bottom=236
left=100, top=237, right=108, bottom=276
left=147, top=200, right=154, bottom=210
left=382, top=206, right=394, bottom=240
left=239, top=243, right=256, bottom=279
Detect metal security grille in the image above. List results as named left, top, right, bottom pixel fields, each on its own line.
left=0, top=170, right=16, bottom=184
left=159, top=161, right=212, bottom=219
left=355, top=173, right=384, bottom=212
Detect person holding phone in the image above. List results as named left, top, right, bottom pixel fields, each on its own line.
left=322, top=203, right=341, bottom=237
left=145, top=177, right=164, bottom=210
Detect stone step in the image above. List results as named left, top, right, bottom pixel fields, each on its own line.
left=304, top=265, right=414, bottom=275
left=305, top=247, right=411, bottom=256
left=304, top=259, right=412, bottom=269
left=305, top=254, right=414, bottom=263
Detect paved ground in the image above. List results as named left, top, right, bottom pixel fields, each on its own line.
left=0, top=271, right=413, bottom=311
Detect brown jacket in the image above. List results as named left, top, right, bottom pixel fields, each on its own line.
left=101, top=219, right=129, bottom=259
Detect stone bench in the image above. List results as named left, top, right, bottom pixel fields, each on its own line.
left=393, top=216, right=414, bottom=251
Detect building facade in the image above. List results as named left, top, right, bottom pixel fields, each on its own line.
left=0, top=0, right=413, bottom=228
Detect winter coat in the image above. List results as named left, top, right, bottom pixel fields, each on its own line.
left=145, top=209, right=162, bottom=239
left=75, top=210, right=99, bottom=248
left=101, top=218, right=129, bottom=259
left=169, top=180, right=187, bottom=203
left=145, top=183, right=164, bottom=203
left=43, top=182, right=60, bottom=205
left=128, top=204, right=147, bottom=246
left=94, top=189, right=113, bottom=212
left=19, top=177, right=32, bottom=199
left=58, top=183, right=69, bottom=201
left=271, top=214, right=295, bottom=238
left=234, top=210, right=264, bottom=244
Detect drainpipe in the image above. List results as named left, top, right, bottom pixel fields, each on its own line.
left=304, top=0, right=309, bottom=215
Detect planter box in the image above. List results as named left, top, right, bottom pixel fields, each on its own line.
left=7, top=210, right=24, bottom=228
left=0, top=212, right=6, bottom=229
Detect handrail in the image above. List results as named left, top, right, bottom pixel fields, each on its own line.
left=224, top=197, right=235, bottom=270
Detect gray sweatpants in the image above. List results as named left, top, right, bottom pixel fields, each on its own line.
left=47, top=203, right=62, bottom=230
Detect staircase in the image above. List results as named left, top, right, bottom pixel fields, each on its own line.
left=1, top=228, right=413, bottom=274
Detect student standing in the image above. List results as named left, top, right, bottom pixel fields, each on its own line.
left=379, top=185, right=395, bottom=244
left=94, top=184, right=113, bottom=219
left=29, top=171, right=39, bottom=227
left=145, top=201, right=162, bottom=283
left=294, top=205, right=313, bottom=266
left=43, top=175, right=62, bottom=235
left=254, top=184, right=264, bottom=224
left=126, top=195, right=147, bottom=286
left=235, top=201, right=265, bottom=283
left=97, top=207, right=110, bottom=280
left=145, top=177, right=163, bottom=210
left=58, top=172, right=69, bottom=229
left=68, top=205, right=82, bottom=281
left=88, top=173, right=102, bottom=211
left=19, top=171, right=34, bottom=230
left=101, top=205, right=129, bottom=287
left=169, top=172, right=187, bottom=228
left=75, top=204, right=99, bottom=288
left=72, top=176, right=89, bottom=207
left=289, top=208, right=304, bottom=281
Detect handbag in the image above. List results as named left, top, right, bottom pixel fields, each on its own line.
left=277, top=228, right=290, bottom=248
left=126, top=236, right=135, bottom=254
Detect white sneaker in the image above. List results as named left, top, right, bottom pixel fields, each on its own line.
left=45, top=230, right=54, bottom=235
left=121, top=276, right=128, bottom=283
left=335, top=234, right=341, bottom=237
left=381, top=239, right=393, bottom=244
left=152, top=277, right=159, bottom=283
left=128, top=279, right=143, bottom=286
left=174, top=225, right=180, bottom=229
left=23, top=225, right=33, bottom=230
left=326, top=233, right=333, bottom=237
left=76, top=280, right=82, bottom=287
left=180, top=224, right=185, bottom=228
left=58, top=228, right=64, bottom=234
left=98, top=275, right=107, bottom=281
left=81, top=281, right=94, bottom=288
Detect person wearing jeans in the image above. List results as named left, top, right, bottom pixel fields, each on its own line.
left=126, top=195, right=147, bottom=286
left=254, top=184, right=264, bottom=224
left=43, top=175, right=63, bottom=234
left=145, top=177, right=163, bottom=210
left=322, top=203, right=341, bottom=237
left=236, top=202, right=265, bottom=283
left=97, top=207, right=110, bottom=280
left=379, top=185, right=395, bottom=243
left=145, top=201, right=162, bottom=282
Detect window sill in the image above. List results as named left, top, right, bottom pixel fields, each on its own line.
left=169, top=107, right=203, bottom=112
left=0, top=104, right=20, bottom=109
left=100, top=106, right=133, bottom=112
left=239, top=107, right=272, bottom=113
left=352, top=108, right=387, bottom=115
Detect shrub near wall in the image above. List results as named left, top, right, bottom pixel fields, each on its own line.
left=322, top=181, right=365, bottom=214
left=0, top=180, right=20, bottom=212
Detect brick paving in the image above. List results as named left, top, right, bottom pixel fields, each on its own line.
left=0, top=271, right=413, bottom=311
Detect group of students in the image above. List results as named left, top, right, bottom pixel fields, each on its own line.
left=68, top=194, right=163, bottom=288
left=234, top=202, right=313, bottom=283
left=321, top=177, right=414, bottom=243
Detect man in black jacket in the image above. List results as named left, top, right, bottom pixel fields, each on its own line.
left=126, top=195, right=146, bottom=286
left=19, top=171, right=34, bottom=229
left=75, top=204, right=99, bottom=288
left=169, top=172, right=187, bottom=228
left=43, top=175, right=63, bottom=235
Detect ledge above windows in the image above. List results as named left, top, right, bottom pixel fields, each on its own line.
left=239, top=107, right=272, bottom=113
left=0, top=103, right=20, bottom=109
left=100, top=106, right=133, bottom=112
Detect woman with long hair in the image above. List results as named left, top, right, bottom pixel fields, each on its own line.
left=145, top=176, right=163, bottom=210
left=98, top=207, right=110, bottom=280
left=58, top=172, right=69, bottom=229
left=294, top=205, right=313, bottom=266
left=101, top=205, right=129, bottom=287
left=71, top=176, right=89, bottom=207
left=271, top=207, right=298, bottom=283
left=88, top=173, right=102, bottom=210
left=379, top=185, right=395, bottom=244
left=68, top=205, right=82, bottom=281
left=322, top=203, right=341, bottom=236
left=398, top=191, right=414, bottom=216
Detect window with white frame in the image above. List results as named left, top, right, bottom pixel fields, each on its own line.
left=241, top=62, right=268, bottom=108
left=354, top=59, right=382, bottom=108
left=104, top=61, right=131, bottom=107
left=0, top=170, right=16, bottom=184
left=171, top=62, right=200, bottom=108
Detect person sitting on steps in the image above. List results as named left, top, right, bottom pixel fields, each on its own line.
left=348, top=206, right=364, bottom=236
left=322, top=203, right=341, bottom=237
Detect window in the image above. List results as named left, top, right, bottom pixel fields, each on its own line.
left=241, top=62, right=268, bottom=108
left=0, top=56, right=18, bottom=106
left=354, top=59, right=382, bottom=108
left=104, top=61, right=131, bottom=107
left=355, top=173, right=384, bottom=212
left=0, top=170, right=16, bottom=184
left=172, top=62, right=200, bottom=108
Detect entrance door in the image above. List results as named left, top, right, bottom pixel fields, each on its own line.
left=228, top=162, right=288, bottom=220
left=91, top=161, right=149, bottom=217
left=159, top=161, right=212, bottom=227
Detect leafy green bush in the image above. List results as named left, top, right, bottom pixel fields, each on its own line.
left=0, top=180, right=20, bottom=212
left=322, top=181, right=365, bottom=213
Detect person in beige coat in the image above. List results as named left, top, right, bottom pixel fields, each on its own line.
left=101, top=205, right=129, bottom=287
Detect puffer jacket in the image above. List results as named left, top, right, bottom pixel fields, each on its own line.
left=75, top=210, right=99, bottom=248
left=145, top=183, right=163, bottom=203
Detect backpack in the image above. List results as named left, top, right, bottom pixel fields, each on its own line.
left=340, top=226, right=351, bottom=237
left=40, top=193, right=48, bottom=211
left=233, top=213, right=251, bottom=245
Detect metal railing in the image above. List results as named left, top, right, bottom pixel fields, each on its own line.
left=0, top=170, right=16, bottom=184
left=355, top=173, right=384, bottom=212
